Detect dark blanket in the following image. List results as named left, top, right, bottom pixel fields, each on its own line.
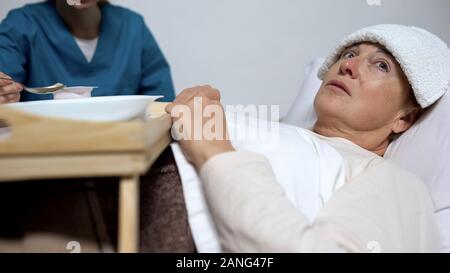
left=0, top=146, right=196, bottom=253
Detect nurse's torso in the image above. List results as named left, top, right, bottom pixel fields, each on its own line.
left=16, top=2, right=148, bottom=101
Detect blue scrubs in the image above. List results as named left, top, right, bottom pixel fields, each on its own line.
left=0, top=1, right=175, bottom=102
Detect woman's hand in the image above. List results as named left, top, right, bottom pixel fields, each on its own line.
left=0, top=72, right=22, bottom=104
left=165, top=85, right=235, bottom=170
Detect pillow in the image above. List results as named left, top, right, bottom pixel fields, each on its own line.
left=283, top=58, right=323, bottom=129
left=385, top=91, right=450, bottom=253
left=283, top=57, right=450, bottom=252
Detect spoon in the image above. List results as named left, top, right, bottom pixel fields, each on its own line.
left=0, top=77, right=65, bottom=94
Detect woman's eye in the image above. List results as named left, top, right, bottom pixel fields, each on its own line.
left=341, top=51, right=355, bottom=59
left=377, top=61, right=390, bottom=72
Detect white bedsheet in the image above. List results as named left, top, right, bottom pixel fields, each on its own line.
left=171, top=116, right=350, bottom=253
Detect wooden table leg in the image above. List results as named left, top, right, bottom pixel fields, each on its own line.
left=118, top=175, right=140, bottom=253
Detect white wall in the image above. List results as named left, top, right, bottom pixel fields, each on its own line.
left=1, top=0, right=450, bottom=117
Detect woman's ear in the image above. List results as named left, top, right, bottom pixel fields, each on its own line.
left=391, top=107, right=422, bottom=134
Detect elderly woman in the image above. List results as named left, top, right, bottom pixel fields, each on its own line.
left=0, top=0, right=175, bottom=103
left=165, top=24, right=450, bottom=252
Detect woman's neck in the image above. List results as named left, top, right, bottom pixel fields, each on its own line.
left=313, top=122, right=390, bottom=157
left=55, top=1, right=101, bottom=39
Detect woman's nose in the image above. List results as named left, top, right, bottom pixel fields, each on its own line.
left=339, top=58, right=360, bottom=79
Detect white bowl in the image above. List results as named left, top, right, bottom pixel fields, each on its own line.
left=53, top=86, right=96, bottom=100
left=5, top=95, right=164, bottom=122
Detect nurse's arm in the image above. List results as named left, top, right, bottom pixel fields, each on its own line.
left=0, top=9, right=30, bottom=89
left=139, top=17, right=175, bottom=102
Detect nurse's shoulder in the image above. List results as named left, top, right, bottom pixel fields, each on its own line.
left=102, top=4, right=159, bottom=47
left=0, top=2, right=54, bottom=37
left=2, top=2, right=52, bottom=22
left=102, top=3, right=148, bottom=28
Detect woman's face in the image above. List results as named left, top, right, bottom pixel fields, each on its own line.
left=66, top=0, right=99, bottom=10
left=314, top=42, right=414, bottom=134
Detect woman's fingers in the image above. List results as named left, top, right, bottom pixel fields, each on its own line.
left=166, top=86, right=225, bottom=134
left=167, top=96, right=226, bottom=140
left=165, top=86, right=233, bottom=169
left=165, top=101, right=182, bottom=114
left=166, top=85, right=221, bottom=113
left=175, top=85, right=221, bottom=104
left=166, top=95, right=218, bottom=117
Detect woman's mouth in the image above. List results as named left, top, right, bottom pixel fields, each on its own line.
left=326, top=80, right=351, bottom=96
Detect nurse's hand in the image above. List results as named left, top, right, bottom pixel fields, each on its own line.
left=0, top=72, right=23, bottom=104
left=165, top=85, right=235, bottom=170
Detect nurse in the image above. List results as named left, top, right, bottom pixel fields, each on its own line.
left=0, top=0, right=175, bottom=103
